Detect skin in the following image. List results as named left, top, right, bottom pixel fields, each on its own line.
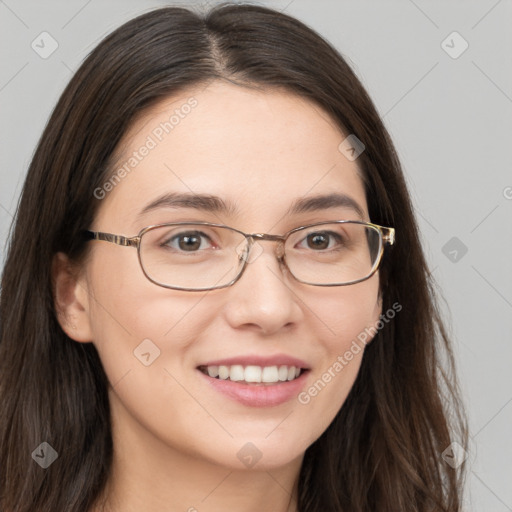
left=53, top=80, right=382, bottom=512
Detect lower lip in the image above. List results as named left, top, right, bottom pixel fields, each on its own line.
left=197, top=369, right=309, bottom=407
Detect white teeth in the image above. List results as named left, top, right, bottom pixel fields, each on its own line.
left=229, top=365, right=245, bottom=382
left=218, top=365, right=230, bottom=380
left=201, top=364, right=303, bottom=383
left=244, top=365, right=262, bottom=383
left=207, top=365, right=219, bottom=378
left=262, top=366, right=279, bottom=382
left=278, top=365, right=289, bottom=381
left=286, top=366, right=298, bottom=381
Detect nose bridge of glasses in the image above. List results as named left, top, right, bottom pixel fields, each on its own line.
left=245, top=233, right=286, bottom=260
left=250, top=233, right=285, bottom=243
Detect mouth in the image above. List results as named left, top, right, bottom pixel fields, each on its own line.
left=197, top=364, right=308, bottom=386
left=195, top=354, right=311, bottom=406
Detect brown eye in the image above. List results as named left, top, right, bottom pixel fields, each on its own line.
left=306, top=233, right=329, bottom=250
left=178, top=234, right=202, bottom=251
left=164, top=231, right=212, bottom=252
left=298, top=231, right=343, bottom=251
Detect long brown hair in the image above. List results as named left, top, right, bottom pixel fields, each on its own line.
left=0, top=4, right=467, bottom=511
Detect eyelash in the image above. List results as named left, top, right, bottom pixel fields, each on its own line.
left=162, top=230, right=346, bottom=252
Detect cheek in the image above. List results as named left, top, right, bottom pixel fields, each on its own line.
left=85, top=254, right=225, bottom=449
left=312, top=274, right=380, bottom=346
left=295, top=276, right=380, bottom=441
left=85, top=250, right=220, bottom=383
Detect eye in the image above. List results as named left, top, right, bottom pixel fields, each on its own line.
left=297, top=231, right=344, bottom=251
left=163, top=231, right=215, bottom=252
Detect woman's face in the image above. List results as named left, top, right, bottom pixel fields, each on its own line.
left=70, top=80, right=381, bottom=471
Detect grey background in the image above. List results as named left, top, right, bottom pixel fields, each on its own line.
left=1, top=0, right=511, bottom=510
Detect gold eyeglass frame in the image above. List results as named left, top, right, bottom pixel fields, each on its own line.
left=82, top=220, right=395, bottom=291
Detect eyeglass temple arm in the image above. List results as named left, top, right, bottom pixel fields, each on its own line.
left=83, top=230, right=139, bottom=248
left=381, top=227, right=395, bottom=245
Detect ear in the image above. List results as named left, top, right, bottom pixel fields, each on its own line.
left=52, top=252, right=94, bottom=343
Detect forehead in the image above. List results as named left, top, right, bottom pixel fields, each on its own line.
left=95, top=81, right=368, bottom=230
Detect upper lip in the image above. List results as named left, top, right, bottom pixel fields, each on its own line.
left=197, top=354, right=310, bottom=370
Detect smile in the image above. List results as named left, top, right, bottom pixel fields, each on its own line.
left=198, top=364, right=304, bottom=385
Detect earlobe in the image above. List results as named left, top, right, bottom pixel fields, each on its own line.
left=52, top=252, right=93, bottom=343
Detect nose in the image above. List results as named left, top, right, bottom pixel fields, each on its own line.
left=222, top=241, right=303, bottom=335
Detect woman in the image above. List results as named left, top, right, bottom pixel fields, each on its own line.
left=0, top=3, right=467, bottom=511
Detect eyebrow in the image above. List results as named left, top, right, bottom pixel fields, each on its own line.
left=136, top=192, right=365, bottom=221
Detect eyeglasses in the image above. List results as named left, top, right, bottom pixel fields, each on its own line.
left=82, top=220, right=395, bottom=291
